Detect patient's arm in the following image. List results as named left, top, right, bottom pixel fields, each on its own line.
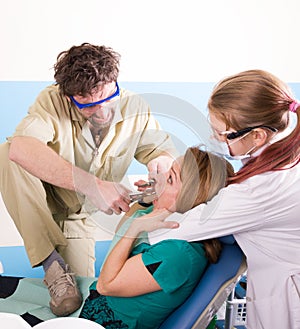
left=97, top=211, right=178, bottom=297
left=114, top=202, right=148, bottom=232
left=97, top=230, right=161, bottom=297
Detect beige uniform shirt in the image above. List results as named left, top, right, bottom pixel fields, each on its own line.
left=12, top=85, right=176, bottom=180
left=4, top=85, right=178, bottom=274
left=10, top=85, right=178, bottom=213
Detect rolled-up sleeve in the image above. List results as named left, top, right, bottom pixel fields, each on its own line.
left=8, top=87, right=64, bottom=145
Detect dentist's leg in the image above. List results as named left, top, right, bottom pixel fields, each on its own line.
left=0, top=142, right=82, bottom=316
left=0, top=142, right=67, bottom=267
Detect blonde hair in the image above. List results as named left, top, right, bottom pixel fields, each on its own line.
left=176, top=147, right=234, bottom=213
left=175, top=147, right=234, bottom=263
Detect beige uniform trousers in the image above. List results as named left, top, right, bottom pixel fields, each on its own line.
left=0, top=142, right=96, bottom=276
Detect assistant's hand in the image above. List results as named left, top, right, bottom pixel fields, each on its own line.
left=126, top=208, right=179, bottom=237
left=147, top=155, right=174, bottom=174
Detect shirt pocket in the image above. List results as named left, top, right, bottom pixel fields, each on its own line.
left=103, top=150, right=136, bottom=182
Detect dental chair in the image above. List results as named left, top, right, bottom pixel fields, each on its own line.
left=0, top=236, right=246, bottom=329
left=159, top=236, right=247, bottom=329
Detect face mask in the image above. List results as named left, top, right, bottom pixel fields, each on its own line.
left=208, top=131, right=256, bottom=161
left=216, top=141, right=256, bottom=161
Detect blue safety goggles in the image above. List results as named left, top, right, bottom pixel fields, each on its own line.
left=70, top=82, right=120, bottom=110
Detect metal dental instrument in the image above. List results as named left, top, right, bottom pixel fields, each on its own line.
left=137, top=179, right=155, bottom=188
left=129, top=179, right=156, bottom=204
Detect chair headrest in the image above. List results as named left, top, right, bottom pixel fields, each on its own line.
left=218, top=235, right=236, bottom=245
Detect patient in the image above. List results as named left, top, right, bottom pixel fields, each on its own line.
left=0, top=147, right=233, bottom=327
left=79, top=147, right=234, bottom=329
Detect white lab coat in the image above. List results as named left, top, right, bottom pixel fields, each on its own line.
left=148, top=163, right=300, bottom=329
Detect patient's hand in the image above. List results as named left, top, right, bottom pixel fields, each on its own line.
left=126, top=208, right=179, bottom=237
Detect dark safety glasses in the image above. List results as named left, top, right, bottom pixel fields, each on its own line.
left=218, top=125, right=278, bottom=140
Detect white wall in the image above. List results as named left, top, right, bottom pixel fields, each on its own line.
left=1, top=0, right=300, bottom=82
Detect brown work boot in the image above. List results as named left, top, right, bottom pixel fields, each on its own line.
left=43, top=260, right=82, bottom=316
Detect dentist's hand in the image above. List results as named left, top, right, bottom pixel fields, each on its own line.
left=134, top=179, right=151, bottom=192
left=84, top=178, right=131, bottom=215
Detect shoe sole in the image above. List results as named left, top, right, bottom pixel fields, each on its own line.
left=50, top=297, right=83, bottom=317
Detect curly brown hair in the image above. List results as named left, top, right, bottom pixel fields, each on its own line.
left=54, top=43, right=120, bottom=97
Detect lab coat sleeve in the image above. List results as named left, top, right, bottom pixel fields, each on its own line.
left=148, top=178, right=268, bottom=244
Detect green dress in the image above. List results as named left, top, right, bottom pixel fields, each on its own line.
left=80, top=207, right=208, bottom=329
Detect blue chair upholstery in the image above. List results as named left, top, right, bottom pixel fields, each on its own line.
left=159, top=236, right=246, bottom=329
